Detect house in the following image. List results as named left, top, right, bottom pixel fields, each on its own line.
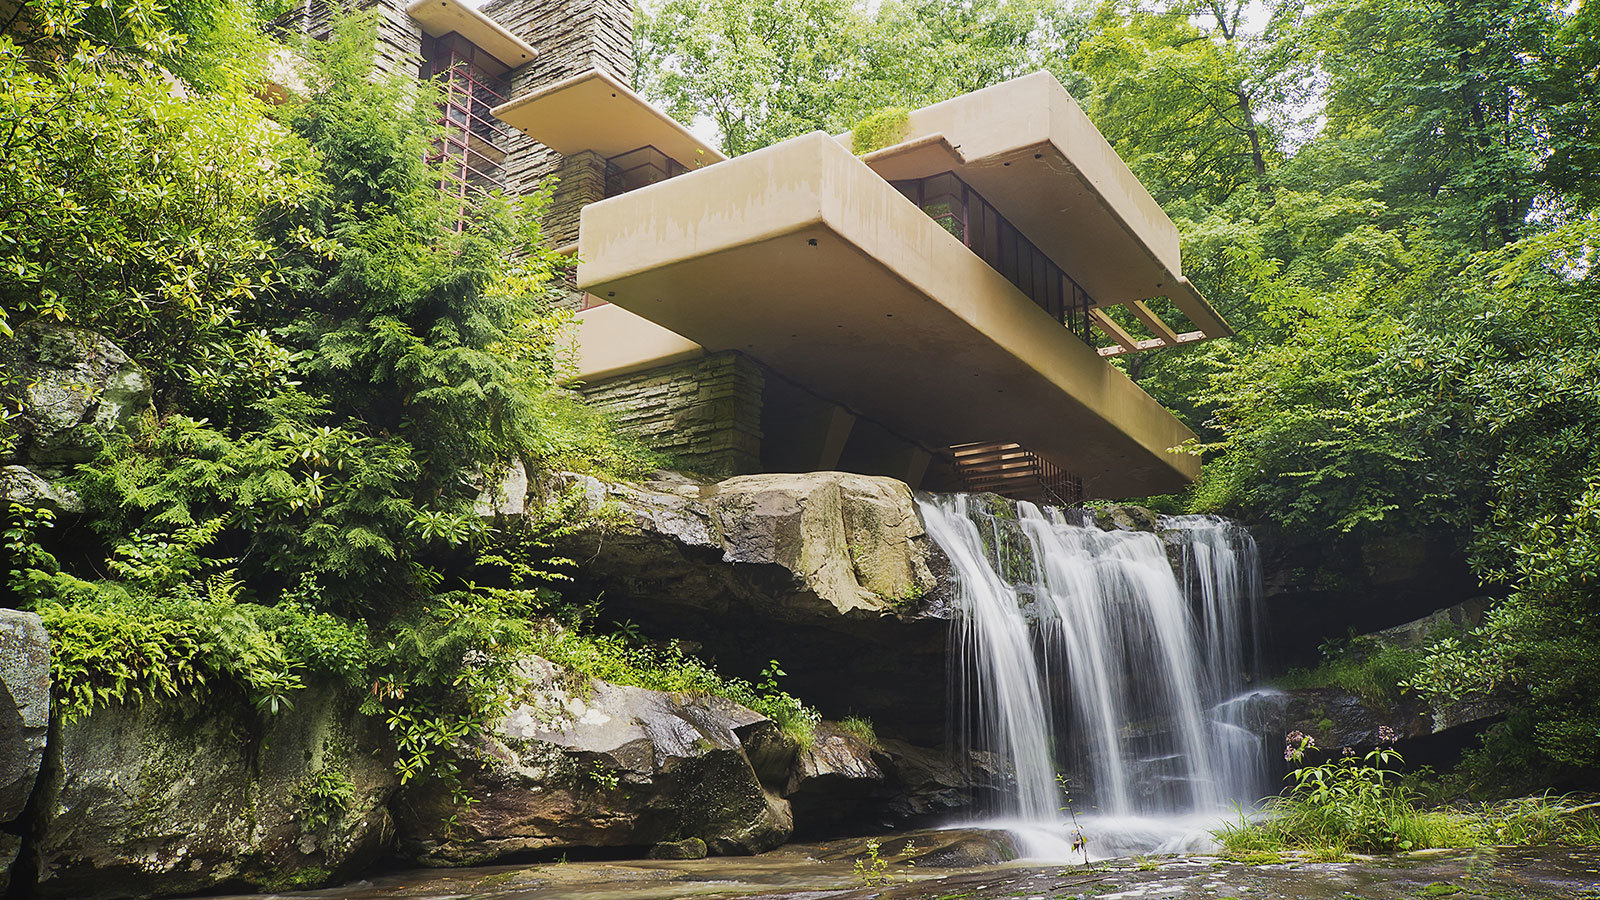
left=287, top=0, right=1230, bottom=502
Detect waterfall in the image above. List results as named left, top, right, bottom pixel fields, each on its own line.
left=918, top=495, right=1273, bottom=858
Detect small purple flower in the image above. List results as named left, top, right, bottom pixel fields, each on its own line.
left=1377, top=725, right=1398, bottom=744
left=1342, top=747, right=1355, bottom=757
left=1284, top=730, right=1315, bottom=761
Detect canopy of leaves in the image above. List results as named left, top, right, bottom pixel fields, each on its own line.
left=1, top=0, right=665, bottom=790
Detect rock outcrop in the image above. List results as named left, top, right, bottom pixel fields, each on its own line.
left=1276, top=601, right=1508, bottom=758
left=1092, top=504, right=1161, bottom=532
left=0, top=322, right=153, bottom=470
left=396, top=656, right=794, bottom=865
left=0, top=610, right=50, bottom=894
left=782, top=723, right=884, bottom=832
left=30, top=686, right=396, bottom=900
left=544, top=472, right=955, bottom=743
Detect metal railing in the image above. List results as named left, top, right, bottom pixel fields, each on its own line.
left=890, top=172, right=1094, bottom=343
left=423, top=33, right=514, bottom=223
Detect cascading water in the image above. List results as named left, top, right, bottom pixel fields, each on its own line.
left=919, top=494, right=1276, bottom=859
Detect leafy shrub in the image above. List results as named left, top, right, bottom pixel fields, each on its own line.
left=296, top=768, right=356, bottom=834
left=851, top=107, right=910, bottom=155
left=1218, top=733, right=1474, bottom=854
left=35, top=573, right=370, bottom=721
left=1275, top=635, right=1430, bottom=706
left=528, top=627, right=820, bottom=745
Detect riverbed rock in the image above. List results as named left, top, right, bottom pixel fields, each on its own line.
left=30, top=685, right=396, bottom=900
left=395, top=656, right=793, bottom=866
left=647, top=837, right=709, bottom=859
left=1092, top=504, right=1160, bottom=532
left=545, top=472, right=954, bottom=743
left=817, top=827, right=1020, bottom=868
left=0, top=322, right=153, bottom=469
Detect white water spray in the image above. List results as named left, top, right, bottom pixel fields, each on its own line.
left=919, top=496, right=1274, bottom=859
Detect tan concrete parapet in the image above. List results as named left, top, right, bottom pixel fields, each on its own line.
left=492, top=69, right=724, bottom=170
left=570, top=303, right=704, bottom=383
left=405, top=0, right=536, bottom=66
left=838, top=71, right=1231, bottom=343
left=576, top=131, right=1200, bottom=496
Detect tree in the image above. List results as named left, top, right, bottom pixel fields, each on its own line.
left=1309, top=0, right=1562, bottom=250
left=635, top=0, right=1087, bottom=154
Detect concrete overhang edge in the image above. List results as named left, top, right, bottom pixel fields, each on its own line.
left=405, top=0, right=536, bottom=66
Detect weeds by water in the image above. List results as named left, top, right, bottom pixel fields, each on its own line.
left=1216, top=733, right=1600, bottom=857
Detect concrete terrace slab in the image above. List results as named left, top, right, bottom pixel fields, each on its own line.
left=576, top=131, right=1200, bottom=497
left=405, top=0, right=535, bottom=66
left=493, top=69, right=725, bottom=169
left=843, top=72, right=1230, bottom=344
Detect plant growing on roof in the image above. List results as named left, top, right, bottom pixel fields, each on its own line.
left=851, top=107, right=910, bottom=155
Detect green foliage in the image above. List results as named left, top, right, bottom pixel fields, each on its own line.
left=35, top=572, right=370, bottom=721
left=1218, top=736, right=1474, bottom=854
left=295, top=767, right=355, bottom=834
left=851, top=107, right=909, bottom=155
left=0, top=11, right=311, bottom=356
left=853, top=838, right=894, bottom=887
left=636, top=0, right=1085, bottom=155
left=1072, top=0, right=1308, bottom=208
left=1465, top=794, right=1600, bottom=846
left=1, top=0, right=666, bottom=819
left=838, top=715, right=879, bottom=747
left=1275, top=635, right=1430, bottom=706
left=529, top=627, right=820, bottom=745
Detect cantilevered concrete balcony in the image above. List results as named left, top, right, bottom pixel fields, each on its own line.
left=576, top=130, right=1200, bottom=496
left=842, top=71, right=1230, bottom=356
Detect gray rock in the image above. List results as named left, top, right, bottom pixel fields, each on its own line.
left=0, top=832, right=18, bottom=895
left=395, top=655, right=793, bottom=866
left=783, top=722, right=884, bottom=829
left=2, top=464, right=82, bottom=513
left=31, top=685, right=396, bottom=900
left=1092, top=504, right=1160, bottom=533
left=1368, top=598, right=1490, bottom=649
left=648, top=837, right=709, bottom=859
left=553, top=471, right=942, bottom=622
left=545, top=472, right=955, bottom=744
left=0, top=609, right=50, bottom=823
left=0, top=322, right=153, bottom=468
left=1278, top=685, right=1507, bottom=752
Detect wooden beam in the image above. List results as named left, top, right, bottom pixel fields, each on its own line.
left=1128, top=301, right=1180, bottom=345
left=1090, top=308, right=1139, bottom=353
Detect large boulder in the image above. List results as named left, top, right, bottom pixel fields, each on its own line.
left=30, top=685, right=396, bottom=900
left=395, top=656, right=793, bottom=865
left=547, top=472, right=955, bottom=743
left=1278, top=686, right=1507, bottom=759
left=0, top=322, right=153, bottom=470
left=1, top=464, right=81, bottom=513
left=0, top=610, right=50, bottom=894
left=782, top=722, right=884, bottom=833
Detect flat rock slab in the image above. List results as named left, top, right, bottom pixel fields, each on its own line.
left=201, top=844, right=1600, bottom=900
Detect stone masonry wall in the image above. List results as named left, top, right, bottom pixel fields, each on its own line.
left=578, top=353, right=764, bottom=478
left=547, top=149, right=609, bottom=250
left=483, top=0, right=636, bottom=200
left=278, top=0, right=423, bottom=80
